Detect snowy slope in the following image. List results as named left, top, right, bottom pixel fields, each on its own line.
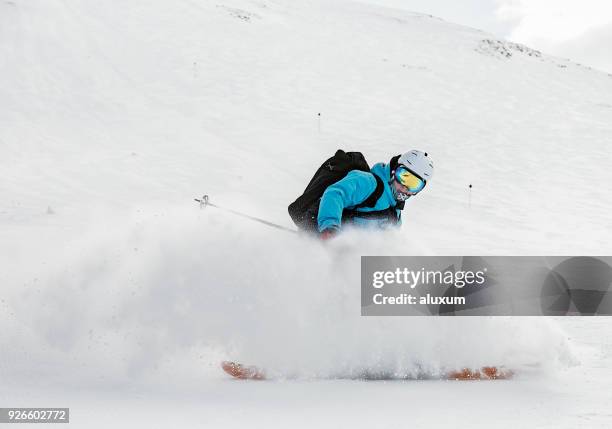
left=1, top=0, right=612, bottom=427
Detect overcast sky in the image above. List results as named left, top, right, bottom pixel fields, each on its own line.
left=359, top=0, right=612, bottom=74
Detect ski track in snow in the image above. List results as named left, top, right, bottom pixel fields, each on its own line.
left=1, top=0, right=612, bottom=427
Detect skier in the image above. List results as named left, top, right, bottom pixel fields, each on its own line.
left=288, top=150, right=433, bottom=239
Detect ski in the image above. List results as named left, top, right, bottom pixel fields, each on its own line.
left=221, top=361, right=266, bottom=380
left=221, top=361, right=513, bottom=381
left=445, top=366, right=513, bottom=380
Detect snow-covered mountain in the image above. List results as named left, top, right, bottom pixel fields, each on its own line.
left=1, top=0, right=612, bottom=427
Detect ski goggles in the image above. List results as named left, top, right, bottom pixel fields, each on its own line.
left=395, top=165, right=426, bottom=193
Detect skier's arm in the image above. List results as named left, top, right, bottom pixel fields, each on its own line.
left=317, top=171, right=378, bottom=232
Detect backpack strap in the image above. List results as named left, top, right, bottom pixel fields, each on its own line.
left=342, top=168, right=406, bottom=225
left=354, top=173, right=384, bottom=209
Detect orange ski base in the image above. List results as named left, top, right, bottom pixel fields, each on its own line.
left=221, top=361, right=266, bottom=380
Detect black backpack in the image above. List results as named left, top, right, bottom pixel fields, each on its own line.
left=288, top=150, right=387, bottom=231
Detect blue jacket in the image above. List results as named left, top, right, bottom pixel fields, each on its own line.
left=317, top=162, right=402, bottom=232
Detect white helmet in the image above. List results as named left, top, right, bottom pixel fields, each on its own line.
left=397, top=150, right=433, bottom=182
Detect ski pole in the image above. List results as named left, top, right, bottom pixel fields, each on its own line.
left=194, top=195, right=298, bottom=234
left=468, top=184, right=472, bottom=208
